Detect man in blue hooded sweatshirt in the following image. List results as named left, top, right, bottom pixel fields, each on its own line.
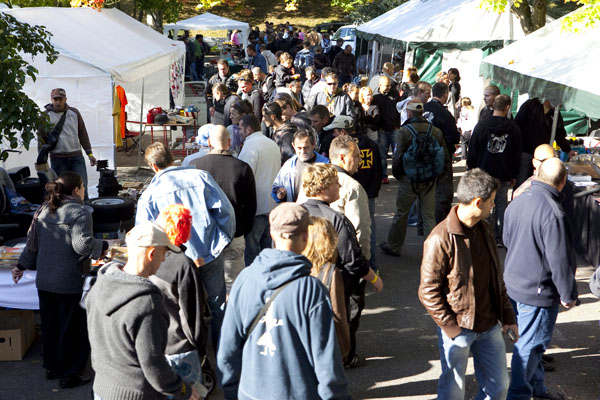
left=217, top=202, right=351, bottom=400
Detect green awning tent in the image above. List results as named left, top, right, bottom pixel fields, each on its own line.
left=356, top=0, right=530, bottom=111
left=481, top=8, right=598, bottom=134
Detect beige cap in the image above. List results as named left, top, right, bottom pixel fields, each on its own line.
left=269, top=203, right=310, bottom=239
left=126, top=222, right=181, bottom=253
left=324, top=115, right=354, bottom=131
left=51, top=88, right=66, bottom=98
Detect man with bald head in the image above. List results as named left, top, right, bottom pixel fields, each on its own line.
left=192, top=125, right=257, bottom=292
left=503, top=158, right=578, bottom=400
left=512, top=143, right=555, bottom=199
left=479, top=85, right=501, bottom=122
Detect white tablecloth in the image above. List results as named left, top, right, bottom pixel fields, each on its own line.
left=0, top=269, right=39, bottom=310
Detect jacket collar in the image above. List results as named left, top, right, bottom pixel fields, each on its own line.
left=209, top=149, right=231, bottom=156
left=304, top=198, right=329, bottom=207
left=333, top=164, right=348, bottom=176
left=446, top=205, right=469, bottom=236
left=531, top=180, right=565, bottom=201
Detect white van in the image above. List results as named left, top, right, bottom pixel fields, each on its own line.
left=332, top=25, right=356, bottom=54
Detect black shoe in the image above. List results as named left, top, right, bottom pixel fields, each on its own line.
left=542, top=359, right=555, bottom=372
left=542, top=354, right=554, bottom=362
left=379, top=243, right=401, bottom=257
left=45, top=369, right=58, bottom=380
left=59, top=375, right=91, bottom=389
left=344, top=354, right=365, bottom=369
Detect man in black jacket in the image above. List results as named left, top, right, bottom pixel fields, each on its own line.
left=301, top=163, right=382, bottom=368
left=423, top=82, right=460, bottom=223
left=192, top=125, right=257, bottom=293
left=373, top=76, right=400, bottom=184
left=237, top=75, right=265, bottom=121
left=206, top=60, right=238, bottom=123
left=503, top=158, right=577, bottom=400
left=467, top=94, right=521, bottom=246
left=325, top=116, right=383, bottom=269
left=514, top=97, right=576, bottom=187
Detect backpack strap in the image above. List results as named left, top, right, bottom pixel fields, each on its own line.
left=246, top=279, right=295, bottom=338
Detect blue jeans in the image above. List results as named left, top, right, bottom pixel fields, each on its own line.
left=368, top=197, right=378, bottom=271
left=377, top=130, right=396, bottom=179
left=50, top=155, right=89, bottom=199
left=197, top=255, right=226, bottom=353
left=490, top=181, right=511, bottom=245
left=244, top=214, right=272, bottom=266
left=437, top=324, right=509, bottom=400
left=508, top=301, right=559, bottom=399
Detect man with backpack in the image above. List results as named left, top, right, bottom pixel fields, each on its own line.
left=380, top=101, right=449, bottom=257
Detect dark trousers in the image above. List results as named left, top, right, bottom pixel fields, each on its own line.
left=195, top=56, right=205, bottom=80
left=50, top=155, right=89, bottom=200
left=38, top=289, right=90, bottom=379
left=435, top=167, right=454, bottom=223
left=345, top=280, right=367, bottom=361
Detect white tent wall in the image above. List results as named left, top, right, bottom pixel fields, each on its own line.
left=442, top=49, right=485, bottom=115
left=3, top=55, right=113, bottom=198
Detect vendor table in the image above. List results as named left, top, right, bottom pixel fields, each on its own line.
left=0, top=269, right=39, bottom=310
left=573, top=189, right=600, bottom=267
left=145, top=121, right=198, bottom=159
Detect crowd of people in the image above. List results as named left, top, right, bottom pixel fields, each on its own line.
left=7, top=19, right=593, bottom=400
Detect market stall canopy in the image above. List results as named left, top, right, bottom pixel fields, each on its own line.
left=1, top=7, right=185, bottom=196
left=356, top=0, right=526, bottom=51
left=163, top=12, right=250, bottom=48
left=480, top=9, right=600, bottom=119
left=4, top=7, right=184, bottom=83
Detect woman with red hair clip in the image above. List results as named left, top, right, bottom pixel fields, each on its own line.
left=150, top=204, right=212, bottom=397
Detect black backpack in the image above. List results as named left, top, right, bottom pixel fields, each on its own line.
left=402, top=123, right=445, bottom=183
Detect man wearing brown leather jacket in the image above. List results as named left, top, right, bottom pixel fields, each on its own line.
left=418, top=168, right=517, bottom=400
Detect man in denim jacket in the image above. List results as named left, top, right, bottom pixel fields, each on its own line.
left=136, top=142, right=235, bottom=352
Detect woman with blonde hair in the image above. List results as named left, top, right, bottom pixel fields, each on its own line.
left=359, top=86, right=381, bottom=142
left=303, top=216, right=350, bottom=362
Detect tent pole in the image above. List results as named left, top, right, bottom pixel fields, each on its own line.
left=549, top=104, right=560, bottom=147
left=378, top=45, right=383, bottom=72
left=391, top=46, right=394, bottom=64
left=137, top=77, right=145, bottom=170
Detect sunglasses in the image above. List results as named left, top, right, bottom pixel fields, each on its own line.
left=326, top=82, right=337, bottom=86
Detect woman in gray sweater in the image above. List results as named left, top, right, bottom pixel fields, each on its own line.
left=13, top=172, right=106, bottom=389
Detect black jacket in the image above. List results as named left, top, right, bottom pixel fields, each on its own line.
left=373, top=89, right=400, bottom=131
left=467, top=116, right=522, bottom=181
left=515, top=97, right=571, bottom=154
left=274, top=123, right=297, bottom=165
left=192, top=151, right=257, bottom=237
left=424, top=98, right=460, bottom=149
left=240, top=88, right=265, bottom=121
left=351, top=132, right=383, bottom=198
left=274, top=64, right=295, bottom=88
left=212, top=94, right=240, bottom=127
left=302, top=199, right=370, bottom=292
left=206, top=72, right=238, bottom=109
left=503, top=181, right=578, bottom=307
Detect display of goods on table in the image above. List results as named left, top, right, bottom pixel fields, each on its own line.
left=0, top=244, right=24, bottom=269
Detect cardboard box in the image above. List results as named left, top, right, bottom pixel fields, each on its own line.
left=0, top=310, right=35, bottom=361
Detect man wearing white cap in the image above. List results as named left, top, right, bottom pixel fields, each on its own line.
left=86, top=222, right=200, bottom=400
left=380, top=100, right=449, bottom=257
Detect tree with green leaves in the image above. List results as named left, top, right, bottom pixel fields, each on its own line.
left=481, top=0, right=600, bottom=33
left=0, top=12, right=58, bottom=160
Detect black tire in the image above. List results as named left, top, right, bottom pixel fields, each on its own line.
left=93, top=217, right=134, bottom=234
left=89, top=196, right=135, bottom=223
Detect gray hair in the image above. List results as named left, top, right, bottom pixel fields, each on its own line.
left=329, top=135, right=358, bottom=162
left=456, top=168, right=500, bottom=204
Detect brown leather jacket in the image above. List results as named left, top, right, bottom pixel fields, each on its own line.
left=418, top=206, right=516, bottom=339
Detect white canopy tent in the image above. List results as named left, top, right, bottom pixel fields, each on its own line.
left=481, top=8, right=600, bottom=121
left=2, top=7, right=185, bottom=196
left=163, top=12, right=250, bottom=49
left=356, top=0, right=529, bottom=112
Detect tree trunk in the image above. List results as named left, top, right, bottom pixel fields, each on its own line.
left=511, top=0, right=547, bottom=34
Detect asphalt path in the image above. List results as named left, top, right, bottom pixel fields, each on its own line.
left=1, top=165, right=600, bottom=399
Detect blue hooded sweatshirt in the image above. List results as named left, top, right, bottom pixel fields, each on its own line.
left=217, top=248, right=351, bottom=400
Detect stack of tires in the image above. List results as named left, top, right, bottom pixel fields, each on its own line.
left=89, top=196, right=136, bottom=239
